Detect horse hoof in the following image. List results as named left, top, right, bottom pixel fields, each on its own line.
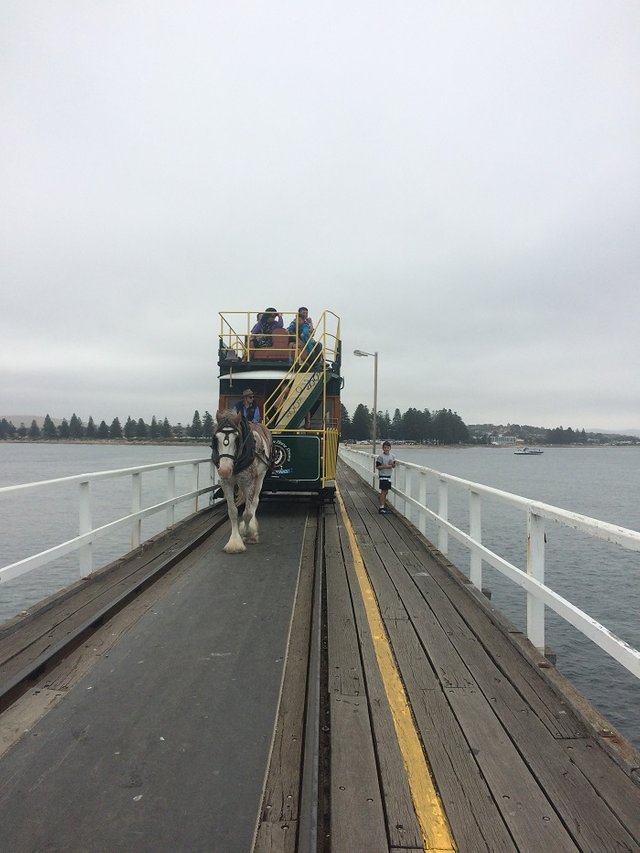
left=224, top=542, right=246, bottom=554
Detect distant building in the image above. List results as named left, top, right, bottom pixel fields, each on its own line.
left=490, top=433, right=517, bottom=446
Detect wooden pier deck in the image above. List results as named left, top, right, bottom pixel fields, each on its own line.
left=310, top=461, right=640, bottom=852
left=0, top=460, right=638, bottom=851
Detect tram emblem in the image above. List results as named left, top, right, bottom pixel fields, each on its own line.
left=271, top=440, right=292, bottom=471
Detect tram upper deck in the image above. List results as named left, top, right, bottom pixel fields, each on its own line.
left=217, top=309, right=342, bottom=497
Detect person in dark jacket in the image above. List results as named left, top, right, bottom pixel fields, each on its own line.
left=234, top=388, right=260, bottom=423
left=251, top=308, right=283, bottom=348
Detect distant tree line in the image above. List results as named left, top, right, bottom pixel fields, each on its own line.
left=0, top=411, right=214, bottom=442
left=2, top=404, right=471, bottom=446
left=545, top=426, right=587, bottom=445
left=341, top=404, right=470, bottom=445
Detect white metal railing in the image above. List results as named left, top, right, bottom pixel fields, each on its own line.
left=0, top=458, right=218, bottom=584
left=339, top=446, right=640, bottom=680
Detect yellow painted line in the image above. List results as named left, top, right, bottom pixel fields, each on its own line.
left=336, top=487, right=456, bottom=852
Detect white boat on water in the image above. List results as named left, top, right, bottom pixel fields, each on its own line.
left=514, top=446, right=544, bottom=455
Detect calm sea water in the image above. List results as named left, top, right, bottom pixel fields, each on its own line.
left=0, top=443, right=210, bottom=623
left=1, top=443, right=639, bottom=748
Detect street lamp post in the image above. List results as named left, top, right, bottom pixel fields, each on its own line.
left=353, top=349, right=378, bottom=457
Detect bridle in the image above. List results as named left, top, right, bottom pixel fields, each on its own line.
left=213, top=423, right=243, bottom=465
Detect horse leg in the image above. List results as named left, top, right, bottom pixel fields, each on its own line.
left=243, top=468, right=268, bottom=544
left=221, top=481, right=246, bottom=553
left=241, top=482, right=259, bottom=543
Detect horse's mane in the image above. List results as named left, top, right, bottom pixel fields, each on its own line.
left=216, top=409, right=240, bottom=429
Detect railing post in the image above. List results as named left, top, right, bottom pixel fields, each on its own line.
left=527, top=508, right=546, bottom=654
left=79, top=480, right=92, bottom=577
left=438, top=478, right=449, bottom=555
left=191, top=463, right=199, bottom=513
left=396, top=464, right=407, bottom=517
left=167, top=465, right=176, bottom=526
left=469, top=490, right=482, bottom=589
left=418, top=470, right=428, bottom=536
left=131, top=472, right=142, bottom=549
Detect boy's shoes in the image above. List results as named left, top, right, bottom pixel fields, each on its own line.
left=378, top=507, right=388, bottom=514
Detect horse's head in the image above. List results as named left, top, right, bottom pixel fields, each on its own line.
left=213, top=410, right=242, bottom=480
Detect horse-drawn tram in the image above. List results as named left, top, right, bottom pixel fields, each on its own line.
left=216, top=308, right=342, bottom=501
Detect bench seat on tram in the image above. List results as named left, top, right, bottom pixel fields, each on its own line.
left=249, top=326, right=290, bottom=361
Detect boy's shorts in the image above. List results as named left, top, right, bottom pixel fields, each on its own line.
left=379, top=477, right=391, bottom=491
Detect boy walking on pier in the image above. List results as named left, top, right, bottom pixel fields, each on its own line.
left=376, top=441, right=396, bottom=514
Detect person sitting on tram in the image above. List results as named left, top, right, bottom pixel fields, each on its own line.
left=288, top=306, right=316, bottom=359
left=251, top=308, right=283, bottom=349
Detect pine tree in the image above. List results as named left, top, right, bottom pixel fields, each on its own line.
left=340, top=404, right=352, bottom=439
left=69, top=413, right=84, bottom=439
left=85, top=416, right=97, bottom=439
left=136, top=418, right=148, bottom=439
left=123, top=417, right=136, bottom=440
left=109, top=417, right=123, bottom=439
left=97, top=420, right=110, bottom=439
left=202, top=411, right=214, bottom=439
left=161, top=418, right=173, bottom=439
left=58, top=418, right=70, bottom=439
left=42, top=414, right=58, bottom=439
left=29, top=419, right=41, bottom=439
left=377, top=410, right=391, bottom=441
left=351, top=404, right=371, bottom=440
left=0, top=419, right=17, bottom=439
left=390, top=408, right=402, bottom=440
left=190, top=410, right=203, bottom=438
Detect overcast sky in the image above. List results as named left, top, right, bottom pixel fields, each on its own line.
left=2, top=1, right=639, bottom=431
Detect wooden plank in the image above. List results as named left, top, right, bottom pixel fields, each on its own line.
left=561, top=740, right=640, bottom=843
left=400, top=541, right=590, bottom=739
left=326, top=518, right=365, bottom=698
left=254, top=512, right=316, bottom=850
left=335, top=520, right=425, bottom=850
left=444, top=686, right=578, bottom=851
left=372, top=542, right=477, bottom=691
left=339, top=483, right=516, bottom=851
left=329, top=692, right=388, bottom=851
left=405, top=676, right=518, bottom=852
left=253, top=821, right=297, bottom=853
left=325, top=513, right=388, bottom=850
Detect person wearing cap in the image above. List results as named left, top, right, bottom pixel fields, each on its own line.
left=375, top=441, right=396, bottom=514
left=251, top=308, right=283, bottom=348
left=234, top=389, right=261, bottom=423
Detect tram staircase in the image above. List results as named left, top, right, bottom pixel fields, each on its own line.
left=264, top=351, right=324, bottom=431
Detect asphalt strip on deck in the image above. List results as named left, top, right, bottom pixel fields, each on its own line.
left=0, top=502, right=309, bottom=853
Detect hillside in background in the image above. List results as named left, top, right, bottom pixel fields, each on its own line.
left=469, top=423, right=640, bottom=445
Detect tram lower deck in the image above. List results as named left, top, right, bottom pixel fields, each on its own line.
left=217, top=309, right=342, bottom=498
